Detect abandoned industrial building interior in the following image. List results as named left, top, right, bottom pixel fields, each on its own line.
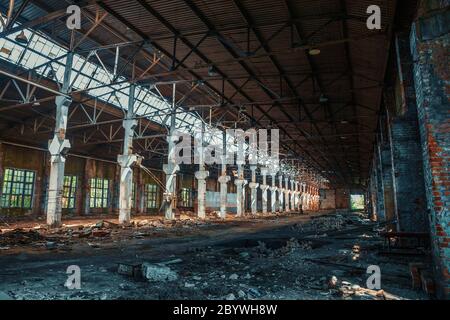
left=0, top=0, right=447, bottom=304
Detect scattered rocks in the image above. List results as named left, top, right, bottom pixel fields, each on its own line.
left=118, top=283, right=131, bottom=291
left=229, top=273, right=239, bottom=280
left=225, top=293, right=236, bottom=300
left=239, top=251, right=250, bottom=258
left=117, top=263, right=142, bottom=278
left=248, top=288, right=262, bottom=298
left=141, top=263, right=178, bottom=282
left=0, top=228, right=46, bottom=246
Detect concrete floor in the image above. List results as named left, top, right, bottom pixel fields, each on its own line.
left=0, top=211, right=428, bottom=300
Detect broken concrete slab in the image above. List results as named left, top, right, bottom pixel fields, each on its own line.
left=141, top=263, right=178, bottom=282
left=117, top=263, right=142, bottom=278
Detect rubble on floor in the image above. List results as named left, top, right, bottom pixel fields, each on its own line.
left=0, top=211, right=431, bottom=300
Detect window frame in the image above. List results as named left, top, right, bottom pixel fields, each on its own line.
left=62, top=175, right=77, bottom=209
left=144, top=184, right=158, bottom=209
left=89, top=178, right=109, bottom=208
left=1, top=167, right=36, bottom=209
left=179, top=187, right=193, bottom=207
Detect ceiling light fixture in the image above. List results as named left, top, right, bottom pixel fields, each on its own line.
left=308, top=48, right=321, bottom=56
left=208, top=66, right=219, bottom=77
left=319, top=94, right=328, bottom=103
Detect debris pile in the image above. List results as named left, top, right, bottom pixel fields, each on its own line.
left=0, top=228, right=46, bottom=246
left=141, top=263, right=178, bottom=282
left=293, top=214, right=350, bottom=234
left=254, top=238, right=312, bottom=258
left=337, top=281, right=404, bottom=300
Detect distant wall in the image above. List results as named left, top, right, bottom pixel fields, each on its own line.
left=319, top=189, right=336, bottom=210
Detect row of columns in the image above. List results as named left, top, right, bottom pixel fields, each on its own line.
left=194, top=164, right=320, bottom=218
left=44, top=56, right=319, bottom=226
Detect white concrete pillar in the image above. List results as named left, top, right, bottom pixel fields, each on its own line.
left=118, top=84, right=141, bottom=224
left=195, top=123, right=209, bottom=219
left=249, top=165, right=259, bottom=214
left=46, top=52, right=74, bottom=228
left=301, top=183, right=305, bottom=211
left=270, top=173, right=277, bottom=213
left=278, top=174, right=284, bottom=211
left=195, top=169, right=209, bottom=219
left=218, top=174, right=229, bottom=218
left=163, top=83, right=180, bottom=220
left=234, top=164, right=246, bottom=217
left=290, top=177, right=296, bottom=211
left=306, top=185, right=311, bottom=210
left=284, top=176, right=290, bottom=212
left=295, top=181, right=300, bottom=211
left=218, top=150, right=230, bottom=219
left=260, top=167, right=269, bottom=214
left=242, top=178, right=248, bottom=214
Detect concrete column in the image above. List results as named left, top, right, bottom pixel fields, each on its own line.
left=218, top=139, right=230, bottom=218
left=195, top=124, right=209, bottom=219
left=269, top=173, right=277, bottom=213
left=218, top=161, right=229, bottom=219
left=163, top=84, right=180, bottom=220
left=118, top=84, right=141, bottom=224
left=195, top=169, right=208, bottom=219
left=234, top=164, right=246, bottom=217
left=46, top=52, right=73, bottom=228
left=242, top=178, right=248, bottom=214
left=290, top=178, right=295, bottom=211
left=259, top=167, right=269, bottom=214
left=284, top=176, right=290, bottom=212
left=294, top=181, right=299, bottom=211
left=249, top=165, right=259, bottom=214
left=305, top=185, right=310, bottom=210
left=278, top=174, right=284, bottom=211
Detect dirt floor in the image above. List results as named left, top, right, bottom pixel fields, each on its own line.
left=0, top=210, right=430, bottom=300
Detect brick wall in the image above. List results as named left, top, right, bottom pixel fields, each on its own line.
left=388, top=33, right=428, bottom=232
left=319, top=189, right=336, bottom=210
left=379, top=138, right=396, bottom=224
left=335, top=188, right=350, bottom=209
left=410, top=0, right=450, bottom=298
left=374, top=149, right=386, bottom=220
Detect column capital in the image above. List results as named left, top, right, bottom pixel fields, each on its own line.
left=249, top=182, right=259, bottom=189
left=195, top=170, right=209, bottom=180
left=218, top=175, right=230, bottom=184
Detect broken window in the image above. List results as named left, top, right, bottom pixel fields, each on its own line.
left=89, top=178, right=109, bottom=208
left=62, top=176, right=77, bottom=209
left=179, top=188, right=193, bottom=207
left=1, top=168, right=35, bottom=208
left=350, top=194, right=365, bottom=210
left=144, top=184, right=158, bottom=209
